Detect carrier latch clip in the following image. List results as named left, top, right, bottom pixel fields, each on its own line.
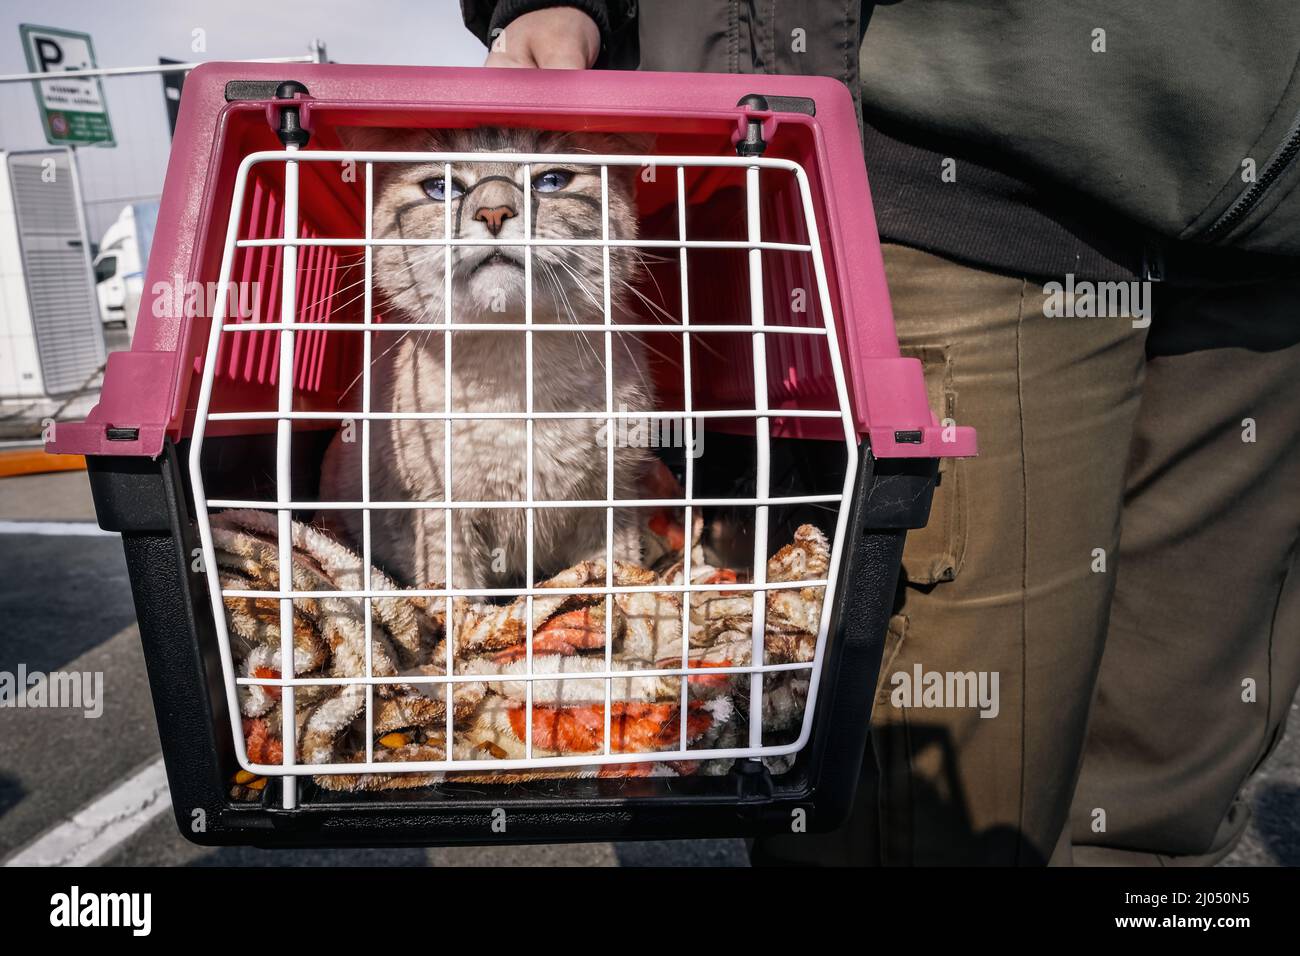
left=272, top=80, right=311, bottom=148
left=736, top=94, right=769, bottom=157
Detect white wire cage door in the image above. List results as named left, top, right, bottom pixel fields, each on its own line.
left=188, top=146, right=860, bottom=807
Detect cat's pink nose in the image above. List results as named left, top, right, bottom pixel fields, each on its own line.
left=473, top=205, right=516, bottom=236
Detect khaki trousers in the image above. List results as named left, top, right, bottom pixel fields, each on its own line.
left=753, top=242, right=1300, bottom=865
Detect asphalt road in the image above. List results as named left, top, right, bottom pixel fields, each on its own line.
left=0, top=470, right=1294, bottom=867
left=0, top=470, right=749, bottom=867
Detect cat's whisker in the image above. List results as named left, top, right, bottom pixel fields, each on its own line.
left=538, top=261, right=604, bottom=373
left=337, top=326, right=418, bottom=402
left=547, top=253, right=672, bottom=328
left=547, top=257, right=604, bottom=314
left=630, top=336, right=683, bottom=372
left=350, top=296, right=440, bottom=387
left=533, top=263, right=579, bottom=352
left=630, top=250, right=676, bottom=264
left=613, top=276, right=686, bottom=329
left=546, top=260, right=687, bottom=383
left=334, top=263, right=449, bottom=404
left=293, top=234, right=417, bottom=313
left=544, top=257, right=680, bottom=389
left=629, top=249, right=670, bottom=305
left=302, top=247, right=441, bottom=319
left=615, top=331, right=655, bottom=406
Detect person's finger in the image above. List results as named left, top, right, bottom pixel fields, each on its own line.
left=484, top=9, right=600, bottom=70
left=484, top=49, right=535, bottom=68
left=484, top=24, right=536, bottom=68
left=532, top=46, right=590, bottom=69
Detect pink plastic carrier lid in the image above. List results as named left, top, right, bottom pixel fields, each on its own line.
left=46, top=62, right=977, bottom=460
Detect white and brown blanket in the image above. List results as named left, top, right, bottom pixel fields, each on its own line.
left=212, top=509, right=827, bottom=792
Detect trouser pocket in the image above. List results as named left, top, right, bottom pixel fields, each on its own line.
left=898, top=344, right=966, bottom=586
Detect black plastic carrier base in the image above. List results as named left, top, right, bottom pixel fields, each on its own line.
left=87, top=440, right=935, bottom=849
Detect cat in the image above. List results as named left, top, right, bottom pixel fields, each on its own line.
left=318, top=127, right=656, bottom=592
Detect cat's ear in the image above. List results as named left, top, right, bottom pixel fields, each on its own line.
left=603, top=132, right=655, bottom=157
left=332, top=125, right=436, bottom=153
left=562, top=131, right=656, bottom=159
left=606, top=134, right=656, bottom=191
left=564, top=132, right=656, bottom=192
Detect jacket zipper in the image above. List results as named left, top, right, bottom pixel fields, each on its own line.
left=1202, top=106, right=1300, bottom=240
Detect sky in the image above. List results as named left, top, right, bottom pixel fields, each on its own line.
left=0, top=0, right=484, bottom=238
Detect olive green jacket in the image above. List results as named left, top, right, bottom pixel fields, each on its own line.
left=464, top=1, right=1300, bottom=265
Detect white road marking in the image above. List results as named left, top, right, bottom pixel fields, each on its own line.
left=0, top=520, right=114, bottom=537
left=3, top=757, right=171, bottom=867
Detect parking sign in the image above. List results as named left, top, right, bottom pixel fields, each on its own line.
left=19, top=24, right=116, bottom=147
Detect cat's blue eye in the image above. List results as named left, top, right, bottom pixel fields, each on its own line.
left=421, top=177, right=464, bottom=202
left=533, top=170, right=573, bottom=193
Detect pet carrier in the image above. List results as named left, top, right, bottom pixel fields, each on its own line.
left=49, top=63, right=976, bottom=848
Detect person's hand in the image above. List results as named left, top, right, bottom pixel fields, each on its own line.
left=485, top=8, right=601, bottom=69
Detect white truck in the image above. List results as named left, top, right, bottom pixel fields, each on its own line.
left=92, top=199, right=158, bottom=331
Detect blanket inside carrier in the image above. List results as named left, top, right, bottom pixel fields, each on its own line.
left=213, top=508, right=828, bottom=794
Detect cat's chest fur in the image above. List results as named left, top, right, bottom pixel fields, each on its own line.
left=319, top=332, right=650, bottom=588
left=380, top=334, right=628, bottom=498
